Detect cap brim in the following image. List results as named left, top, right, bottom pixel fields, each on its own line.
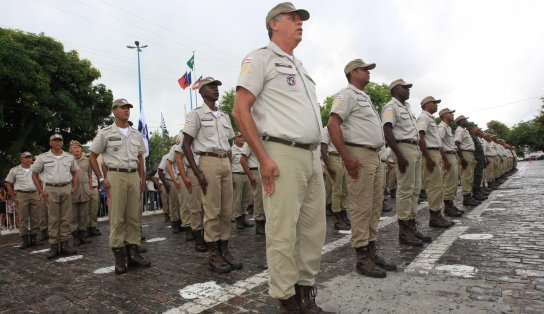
left=288, top=9, right=309, bottom=21
left=364, top=63, right=376, bottom=70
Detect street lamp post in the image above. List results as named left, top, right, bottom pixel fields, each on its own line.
left=127, top=41, right=148, bottom=112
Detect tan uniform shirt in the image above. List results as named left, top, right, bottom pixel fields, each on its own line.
left=236, top=41, right=322, bottom=144
left=6, top=165, right=37, bottom=191
left=330, top=84, right=385, bottom=148
left=454, top=126, right=475, bottom=150
left=381, top=98, right=418, bottom=141
left=416, top=111, right=441, bottom=148
left=241, top=143, right=259, bottom=168
left=174, top=132, right=199, bottom=168
left=438, top=121, right=456, bottom=152
left=488, top=142, right=499, bottom=156
left=231, top=144, right=245, bottom=173
left=32, top=150, right=78, bottom=184
left=90, top=123, right=146, bottom=169
left=183, top=105, right=235, bottom=154
left=479, top=138, right=489, bottom=156
left=161, top=146, right=179, bottom=176
left=320, top=127, right=338, bottom=153
left=72, top=156, right=91, bottom=202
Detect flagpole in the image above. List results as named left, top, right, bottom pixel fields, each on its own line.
left=193, top=51, right=198, bottom=107
left=189, top=86, right=193, bottom=111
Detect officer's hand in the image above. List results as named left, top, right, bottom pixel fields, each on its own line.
left=249, top=176, right=257, bottom=189
left=444, top=159, right=451, bottom=171
left=327, top=167, right=337, bottom=181
left=173, top=179, right=182, bottom=191
left=102, top=178, right=111, bottom=190
left=461, top=159, right=468, bottom=169
left=40, top=191, right=49, bottom=202
left=71, top=185, right=77, bottom=194
left=397, top=156, right=409, bottom=174
left=260, top=157, right=279, bottom=196
left=425, top=158, right=436, bottom=172
left=140, top=178, right=146, bottom=193
left=197, top=172, right=208, bottom=195
left=181, top=175, right=193, bottom=194
left=343, top=155, right=360, bottom=180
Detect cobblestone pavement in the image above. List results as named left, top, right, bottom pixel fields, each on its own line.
left=0, top=161, right=542, bottom=313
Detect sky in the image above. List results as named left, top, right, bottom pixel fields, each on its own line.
left=2, top=0, right=544, bottom=135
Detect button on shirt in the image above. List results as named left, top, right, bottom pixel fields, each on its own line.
left=6, top=165, right=37, bottom=191
left=90, top=123, right=147, bottom=169
left=416, top=111, right=442, bottom=148
left=241, top=143, right=259, bottom=168
left=438, top=121, right=456, bottom=152
left=183, top=106, right=234, bottom=154
left=381, top=98, right=419, bottom=141
left=236, top=41, right=323, bottom=144
left=454, top=126, right=475, bottom=150
left=330, top=85, right=385, bottom=148
left=320, top=127, right=338, bottom=153
left=31, top=150, right=79, bottom=184
left=231, top=144, right=245, bottom=173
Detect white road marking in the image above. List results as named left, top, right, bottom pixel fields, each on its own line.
left=459, top=233, right=493, bottom=240
left=145, top=237, right=166, bottom=243
left=434, top=264, right=477, bottom=278
left=55, top=255, right=83, bottom=263
left=30, top=248, right=50, bottom=254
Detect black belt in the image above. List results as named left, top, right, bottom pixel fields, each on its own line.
left=249, top=167, right=258, bottom=170
left=345, top=142, right=380, bottom=152
left=396, top=139, right=419, bottom=145
left=45, top=182, right=70, bottom=187
left=261, top=136, right=319, bottom=151
left=15, top=190, right=37, bottom=193
left=199, top=152, right=228, bottom=158
left=461, top=150, right=475, bottom=152
left=445, top=151, right=457, bottom=155
left=328, top=152, right=340, bottom=156
left=108, top=167, right=137, bottom=173
left=427, top=147, right=440, bottom=151
left=233, top=172, right=246, bottom=175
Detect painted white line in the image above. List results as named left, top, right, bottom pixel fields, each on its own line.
left=94, top=266, right=115, bottom=274
left=145, top=237, right=166, bottom=243
left=142, top=224, right=150, bottom=228
left=434, top=264, right=477, bottom=278
left=55, top=255, right=83, bottom=263
left=97, top=209, right=165, bottom=222
left=30, top=248, right=50, bottom=254
left=459, top=233, right=493, bottom=240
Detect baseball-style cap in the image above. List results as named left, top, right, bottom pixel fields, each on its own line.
left=438, top=108, right=455, bottom=117
left=198, top=77, right=222, bottom=89
left=112, top=98, right=133, bottom=109
left=266, top=2, right=310, bottom=28
left=50, top=133, right=63, bottom=141
left=467, top=122, right=478, bottom=129
left=70, top=140, right=82, bottom=147
left=454, top=115, right=469, bottom=123
left=20, top=152, right=32, bottom=158
left=420, top=96, right=441, bottom=107
left=343, top=59, right=376, bottom=75
left=389, top=79, right=413, bottom=91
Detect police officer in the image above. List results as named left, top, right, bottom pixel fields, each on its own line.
left=32, top=133, right=79, bottom=259
left=328, top=58, right=396, bottom=278
left=182, top=77, right=242, bottom=273
left=87, top=172, right=102, bottom=237
left=89, top=99, right=150, bottom=275
left=232, top=3, right=331, bottom=312
left=231, top=132, right=254, bottom=229
left=5, top=152, right=41, bottom=248
left=437, top=108, right=464, bottom=217
left=240, top=141, right=266, bottom=235
left=454, top=115, right=480, bottom=206
left=158, top=145, right=182, bottom=233
left=382, top=79, right=432, bottom=247
left=69, top=140, right=92, bottom=246
left=416, top=97, right=453, bottom=229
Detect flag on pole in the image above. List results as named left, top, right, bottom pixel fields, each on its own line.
left=160, top=112, right=169, bottom=136
left=191, top=75, right=203, bottom=90
left=177, top=71, right=191, bottom=90
left=138, top=105, right=150, bottom=158
left=187, top=54, right=194, bottom=70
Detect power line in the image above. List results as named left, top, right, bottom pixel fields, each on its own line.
left=464, top=96, right=543, bottom=113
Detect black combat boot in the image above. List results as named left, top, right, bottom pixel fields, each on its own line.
left=60, top=239, right=77, bottom=256
left=219, top=240, right=243, bottom=270
left=112, top=247, right=127, bottom=275
left=19, top=235, right=31, bottom=249
left=164, top=212, right=170, bottom=222
left=172, top=220, right=181, bottom=233
left=241, top=214, right=254, bottom=227
left=294, top=284, right=335, bottom=313
left=89, top=226, right=102, bottom=237
left=278, top=295, right=301, bottom=314
left=341, top=209, right=351, bottom=227
left=390, top=188, right=396, bottom=199
left=185, top=227, right=195, bottom=241
left=255, top=220, right=266, bottom=235
left=429, top=210, right=452, bottom=228
left=47, top=243, right=60, bottom=259
left=333, top=212, right=350, bottom=231
left=354, top=246, right=387, bottom=278
left=235, top=216, right=246, bottom=230
left=444, top=200, right=463, bottom=217
left=29, top=234, right=39, bottom=246
left=79, top=230, right=92, bottom=244
left=193, top=229, right=207, bottom=252
left=409, top=218, right=432, bottom=243
left=72, top=231, right=81, bottom=246
left=127, top=244, right=151, bottom=267
left=207, top=241, right=231, bottom=273
left=462, top=194, right=480, bottom=206
left=398, top=220, right=423, bottom=247
left=382, top=199, right=393, bottom=212
left=325, top=203, right=333, bottom=216
left=368, top=241, right=397, bottom=271
left=39, top=229, right=49, bottom=241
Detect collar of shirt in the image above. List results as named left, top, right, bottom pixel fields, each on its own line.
left=201, top=104, right=223, bottom=118
left=268, top=41, right=295, bottom=60
left=422, top=110, right=435, bottom=120
left=45, top=150, right=67, bottom=158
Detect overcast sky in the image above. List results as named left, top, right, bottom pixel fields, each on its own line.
left=2, top=0, right=544, bottom=135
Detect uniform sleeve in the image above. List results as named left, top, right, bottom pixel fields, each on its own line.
left=416, top=115, right=429, bottom=133
left=330, top=92, right=353, bottom=122
left=174, top=132, right=184, bottom=153
left=71, top=157, right=79, bottom=172
left=438, top=125, right=447, bottom=140
left=137, top=133, right=147, bottom=155
left=182, top=110, right=201, bottom=138
left=89, top=130, right=106, bottom=155
left=31, top=156, right=44, bottom=173
left=158, top=156, right=167, bottom=170
left=321, top=127, right=330, bottom=144
left=236, top=51, right=265, bottom=98
left=381, top=104, right=397, bottom=126
left=5, top=168, right=16, bottom=184
left=454, top=128, right=463, bottom=143
left=241, top=142, right=252, bottom=157
left=166, top=147, right=176, bottom=162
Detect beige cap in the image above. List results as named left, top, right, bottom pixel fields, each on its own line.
left=266, top=2, right=310, bottom=29
left=438, top=108, right=455, bottom=117
left=20, top=152, right=32, bottom=158
left=389, top=79, right=413, bottom=91
left=454, top=115, right=469, bottom=123
left=112, top=98, right=133, bottom=109
left=343, top=59, right=376, bottom=75
left=49, top=133, right=63, bottom=141
left=420, top=96, right=441, bottom=107
left=70, top=140, right=82, bottom=147
left=198, top=77, right=222, bottom=89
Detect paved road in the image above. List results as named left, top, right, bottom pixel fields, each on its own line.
left=0, top=160, right=542, bottom=313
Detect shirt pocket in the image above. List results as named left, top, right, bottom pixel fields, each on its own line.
left=399, top=111, right=412, bottom=126
left=201, top=120, right=216, bottom=138
left=107, top=140, right=123, bottom=155
left=272, top=65, right=298, bottom=91
left=63, top=160, right=73, bottom=177
left=130, top=138, right=141, bottom=155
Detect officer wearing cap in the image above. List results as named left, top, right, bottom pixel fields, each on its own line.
left=182, top=76, right=242, bottom=273
left=416, top=96, right=454, bottom=229
left=5, top=152, right=42, bottom=249
left=89, top=98, right=150, bottom=275
left=231, top=132, right=254, bottom=230
left=328, top=58, right=396, bottom=279
left=482, top=133, right=498, bottom=189
left=453, top=115, right=480, bottom=206
left=382, top=79, right=432, bottom=247
left=469, top=125, right=489, bottom=201
left=69, top=140, right=92, bottom=246
left=232, top=3, right=331, bottom=312
left=438, top=108, right=464, bottom=217
left=158, top=144, right=182, bottom=233
left=239, top=140, right=266, bottom=235
left=32, top=133, right=79, bottom=259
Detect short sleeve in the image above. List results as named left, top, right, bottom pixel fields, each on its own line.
left=158, top=156, right=167, bottom=170
left=382, top=104, right=397, bottom=126
left=166, top=147, right=176, bottom=162
left=236, top=52, right=265, bottom=98
left=438, top=125, right=446, bottom=139
left=71, top=157, right=79, bottom=172
left=224, top=115, right=236, bottom=140
left=174, top=132, right=184, bottom=153
left=416, top=115, right=429, bottom=133
left=89, top=130, right=106, bottom=155
left=454, top=128, right=463, bottom=143
left=183, top=110, right=200, bottom=138
left=321, top=127, right=330, bottom=144
left=330, top=93, right=353, bottom=122
left=241, top=142, right=252, bottom=157
left=5, top=168, right=16, bottom=183
left=31, top=156, right=44, bottom=173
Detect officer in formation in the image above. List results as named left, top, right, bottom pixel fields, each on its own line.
left=87, top=172, right=102, bottom=237
left=467, top=123, right=490, bottom=201
left=158, top=142, right=183, bottom=233
left=69, top=140, right=93, bottom=246
left=454, top=115, right=481, bottom=206
left=230, top=132, right=254, bottom=230
left=239, top=141, right=266, bottom=235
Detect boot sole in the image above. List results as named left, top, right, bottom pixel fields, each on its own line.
left=356, top=268, right=387, bottom=278
left=399, top=239, right=423, bottom=247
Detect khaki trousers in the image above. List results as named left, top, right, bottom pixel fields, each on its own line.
left=187, top=168, right=204, bottom=231
left=39, top=199, right=48, bottom=231
left=71, top=201, right=90, bottom=232
left=386, top=164, right=397, bottom=190
left=422, top=150, right=444, bottom=211
left=458, top=151, right=475, bottom=195
left=178, top=174, right=191, bottom=228
left=232, top=173, right=252, bottom=218
left=88, top=186, right=99, bottom=228
left=262, top=142, right=326, bottom=300
left=250, top=169, right=265, bottom=221
left=160, top=185, right=169, bottom=215
left=329, top=155, right=348, bottom=213
left=108, top=171, right=141, bottom=248
left=485, top=157, right=495, bottom=183
left=17, top=191, right=41, bottom=236
left=324, top=174, right=332, bottom=205
left=393, top=143, right=421, bottom=220
left=346, top=147, right=383, bottom=248
left=166, top=179, right=180, bottom=222
left=199, top=156, right=233, bottom=242
left=45, top=185, right=73, bottom=245
left=442, top=153, right=458, bottom=201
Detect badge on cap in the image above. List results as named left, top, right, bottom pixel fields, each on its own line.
left=287, top=75, right=296, bottom=86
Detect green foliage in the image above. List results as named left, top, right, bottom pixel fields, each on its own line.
left=218, top=88, right=237, bottom=132
left=486, top=120, right=510, bottom=140
left=146, top=131, right=174, bottom=171
left=364, top=82, right=391, bottom=114
left=0, top=28, right=113, bottom=173
left=320, top=96, right=334, bottom=126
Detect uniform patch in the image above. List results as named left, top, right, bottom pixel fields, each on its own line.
left=287, top=75, right=296, bottom=86
left=243, top=57, right=253, bottom=64
left=201, top=117, right=213, bottom=121
left=108, top=137, right=122, bottom=141
left=383, top=107, right=394, bottom=119
left=113, top=147, right=119, bottom=152
left=185, top=119, right=192, bottom=124
left=274, top=62, right=292, bottom=68
left=332, top=95, right=343, bottom=107
left=241, top=64, right=251, bottom=74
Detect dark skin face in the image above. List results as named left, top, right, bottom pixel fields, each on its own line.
left=442, top=112, right=454, bottom=124
left=200, top=84, right=220, bottom=108
left=49, top=139, right=63, bottom=151
left=112, top=105, right=131, bottom=123
left=234, top=136, right=245, bottom=147
left=391, top=85, right=410, bottom=103
left=458, top=119, right=468, bottom=128
left=422, top=101, right=438, bottom=114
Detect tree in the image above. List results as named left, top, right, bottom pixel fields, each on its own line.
left=146, top=131, right=173, bottom=172
left=218, top=88, right=238, bottom=132
left=0, top=28, right=113, bottom=173
left=320, top=96, right=334, bottom=126
left=486, top=120, right=510, bottom=140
